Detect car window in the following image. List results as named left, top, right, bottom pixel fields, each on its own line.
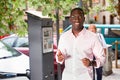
left=2, top=37, right=17, bottom=47
left=104, top=28, right=120, bottom=38
left=0, top=41, right=21, bottom=58
left=16, top=37, right=29, bottom=47
left=96, top=28, right=101, bottom=33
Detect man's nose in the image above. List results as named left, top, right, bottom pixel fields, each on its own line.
left=74, top=17, right=80, bottom=22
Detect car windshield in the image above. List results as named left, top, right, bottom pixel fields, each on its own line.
left=2, top=36, right=29, bottom=47
left=2, top=37, right=17, bottom=47
left=0, top=41, right=21, bottom=58
left=16, top=37, right=28, bottom=47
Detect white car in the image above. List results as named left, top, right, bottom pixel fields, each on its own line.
left=0, top=40, right=30, bottom=74
left=1, top=34, right=29, bottom=56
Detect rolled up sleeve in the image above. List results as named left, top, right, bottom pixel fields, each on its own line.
left=92, top=37, right=106, bottom=68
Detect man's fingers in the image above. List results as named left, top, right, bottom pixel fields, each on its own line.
left=57, top=50, right=64, bottom=62
left=81, top=58, right=90, bottom=67
left=57, top=50, right=63, bottom=56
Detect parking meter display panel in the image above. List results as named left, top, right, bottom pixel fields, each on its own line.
left=42, top=27, right=53, bottom=53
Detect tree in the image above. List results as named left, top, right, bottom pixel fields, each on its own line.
left=0, top=0, right=81, bottom=36
left=0, top=0, right=119, bottom=36
left=0, top=0, right=27, bottom=36
left=28, top=0, right=81, bottom=20
left=115, top=0, right=120, bottom=23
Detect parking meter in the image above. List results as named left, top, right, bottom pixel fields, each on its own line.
left=26, top=10, right=54, bottom=80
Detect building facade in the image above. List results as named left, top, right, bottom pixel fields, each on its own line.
left=86, top=0, right=120, bottom=24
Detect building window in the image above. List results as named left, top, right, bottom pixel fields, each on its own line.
left=103, top=16, right=106, bottom=24
left=110, top=15, right=114, bottom=24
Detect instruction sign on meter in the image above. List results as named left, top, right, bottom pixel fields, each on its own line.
left=42, top=27, right=53, bottom=53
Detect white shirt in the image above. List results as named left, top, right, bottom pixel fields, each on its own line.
left=97, top=33, right=107, bottom=48
left=56, top=28, right=106, bottom=80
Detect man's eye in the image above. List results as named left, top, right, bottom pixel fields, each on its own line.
left=71, top=16, right=75, bottom=18
left=71, top=16, right=82, bottom=19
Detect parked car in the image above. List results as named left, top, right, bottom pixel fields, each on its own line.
left=1, top=34, right=29, bottom=56
left=0, top=40, right=30, bottom=74
left=1, top=34, right=64, bottom=75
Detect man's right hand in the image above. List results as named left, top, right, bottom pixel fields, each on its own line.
left=57, top=50, right=64, bottom=62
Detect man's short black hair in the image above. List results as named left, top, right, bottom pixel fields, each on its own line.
left=70, top=7, right=84, bottom=16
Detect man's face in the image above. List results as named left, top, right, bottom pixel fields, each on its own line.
left=69, top=10, right=85, bottom=30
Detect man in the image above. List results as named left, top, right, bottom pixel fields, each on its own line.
left=88, top=24, right=107, bottom=80
left=56, top=7, right=106, bottom=80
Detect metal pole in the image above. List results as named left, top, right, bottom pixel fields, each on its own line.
left=56, top=8, right=62, bottom=80
left=115, top=40, right=118, bottom=68
left=56, top=8, right=60, bottom=44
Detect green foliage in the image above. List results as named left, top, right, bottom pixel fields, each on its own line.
left=105, top=0, right=116, bottom=13
left=89, top=4, right=102, bottom=14
left=87, top=0, right=119, bottom=16
left=0, top=0, right=118, bottom=35
left=28, top=0, right=80, bottom=21
left=0, top=0, right=27, bottom=36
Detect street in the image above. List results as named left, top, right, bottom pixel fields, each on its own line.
left=1, top=68, right=120, bottom=80
left=2, top=60, right=120, bottom=80
left=1, top=77, right=28, bottom=80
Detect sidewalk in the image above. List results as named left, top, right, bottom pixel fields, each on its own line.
left=102, top=60, right=120, bottom=80
left=102, top=68, right=120, bottom=80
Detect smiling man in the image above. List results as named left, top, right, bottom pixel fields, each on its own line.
left=56, top=7, right=106, bottom=80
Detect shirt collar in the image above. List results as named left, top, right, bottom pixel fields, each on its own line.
left=69, top=28, right=86, bottom=37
